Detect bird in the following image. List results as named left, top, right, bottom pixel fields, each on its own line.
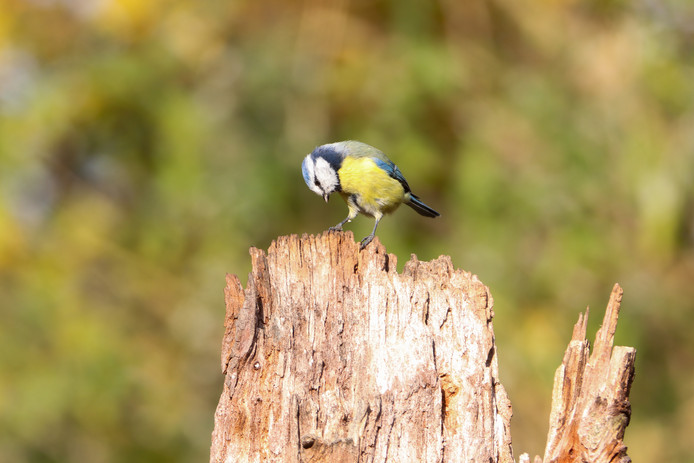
left=301, top=140, right=440, bottom=249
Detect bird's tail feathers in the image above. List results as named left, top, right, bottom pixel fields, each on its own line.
left=406, top=194, right=440, bottom=217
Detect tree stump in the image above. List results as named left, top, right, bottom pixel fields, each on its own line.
left=541, top=284, right=636, bottom=463
left=210, top=232, right=635, bottom=463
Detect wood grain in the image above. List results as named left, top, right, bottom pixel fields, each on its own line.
left=210, top=233, right=635, bottom=463
left=210, top=232, right=513, bottom=462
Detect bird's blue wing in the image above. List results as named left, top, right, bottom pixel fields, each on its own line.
left=373, top=158, right=412, bottom=193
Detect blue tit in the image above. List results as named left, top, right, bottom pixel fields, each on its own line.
left=302, top=140, right=440, bottom=249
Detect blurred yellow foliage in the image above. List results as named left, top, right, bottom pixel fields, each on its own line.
left=95, top=0, right=167, bottom=39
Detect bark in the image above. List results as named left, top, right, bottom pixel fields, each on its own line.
left=210, top=232, right=512, bottom=462
left=210, top=232, right=635, bottom=463
left=541, top=284, right=636, bottom=463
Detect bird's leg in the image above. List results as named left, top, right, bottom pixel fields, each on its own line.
left=329, top=216, right=351, bottom=232
left=359, top=216, right=382, bottom=250
left=330, top=203, right=359, bottom=232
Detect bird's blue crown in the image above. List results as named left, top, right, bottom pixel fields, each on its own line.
left=310, top=145, right=344, bottom=172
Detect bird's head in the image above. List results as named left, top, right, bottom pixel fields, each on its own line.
left=301, top=143, right=345, bottom=202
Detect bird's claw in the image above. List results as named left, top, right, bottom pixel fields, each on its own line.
left=359, top=234, right=375, bottom=250
left=329, top=225, right=343, bottom=232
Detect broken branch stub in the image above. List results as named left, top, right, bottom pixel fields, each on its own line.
left=542, top=284, right=636, bottom=463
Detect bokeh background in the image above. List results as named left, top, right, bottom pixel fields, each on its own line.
left=1, top=0, right=693, bottom=461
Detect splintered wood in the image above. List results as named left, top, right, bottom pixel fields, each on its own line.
left=210, top=232, right=513, bottom=462
left=210, top=233, right=635, bottom=463
left=541, top=284, right=635, bottom=463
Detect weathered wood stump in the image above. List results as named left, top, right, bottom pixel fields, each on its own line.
left=210, top=232, right=635, bottom=463
left=541, top=284, right=635, bottom=463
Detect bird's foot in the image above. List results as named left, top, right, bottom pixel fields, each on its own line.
left=359, top=234, right=375, bottom=250
left=330, top=218, right=351, bottom=232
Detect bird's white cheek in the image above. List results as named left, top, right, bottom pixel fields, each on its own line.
left=314, top=158, right=339, bottom=193
left=309, top=184, right=323, bottom=196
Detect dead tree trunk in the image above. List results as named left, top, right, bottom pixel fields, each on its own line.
left=541, top=284, right=636, bottom=463
left=210, top=232, right=635, bottom=463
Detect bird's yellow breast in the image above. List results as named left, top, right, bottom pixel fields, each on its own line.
left=338, top=157, right=406, bottom=216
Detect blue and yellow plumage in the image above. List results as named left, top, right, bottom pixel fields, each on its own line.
left=302, top=140, right=440, bottom=249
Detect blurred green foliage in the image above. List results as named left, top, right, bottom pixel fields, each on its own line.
left=1, top=0, right=693, bottom=461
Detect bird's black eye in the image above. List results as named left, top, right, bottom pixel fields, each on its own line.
left=314, top=179, right=321, bottom=189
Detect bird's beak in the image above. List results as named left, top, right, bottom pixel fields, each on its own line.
left=323, top=193, right=329, bottom=203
